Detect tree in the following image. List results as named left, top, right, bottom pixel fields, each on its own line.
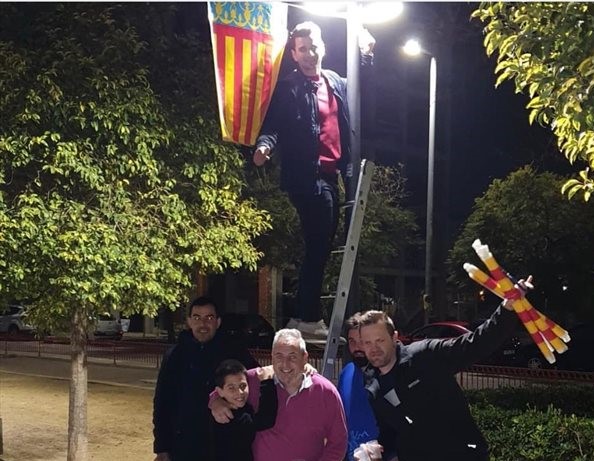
left=448, top=166, right=594, bottom=322
left=347, top=164, right=420, bottom=308
left=245, top=160, right=419, bottom=311
left=0, top=4, right=269, bottom=460
left=472, top=3, right=594, bottom=201
left=243, top=160, right=301, bottom=270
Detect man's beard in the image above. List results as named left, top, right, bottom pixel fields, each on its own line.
left=352, top=353, right=368, bottom=368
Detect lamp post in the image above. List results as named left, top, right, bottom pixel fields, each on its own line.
left=403, top=39, right=437, bottom=323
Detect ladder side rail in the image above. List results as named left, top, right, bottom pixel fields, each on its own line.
left=321, top=160, right=375, bottom=379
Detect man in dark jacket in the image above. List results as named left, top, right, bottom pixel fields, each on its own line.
left=358, top=281, right=531, bottom=461
left=253, top=21, right=374, bottom=339
left=152, top=296, right=259, bottom=461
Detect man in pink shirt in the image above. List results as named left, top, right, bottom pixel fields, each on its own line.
left=212, top=329, right=347, bottom=461
left=253, top=22, right=375, bottom=340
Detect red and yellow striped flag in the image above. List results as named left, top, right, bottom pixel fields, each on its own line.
left=208, top=2, right=287, bottom=146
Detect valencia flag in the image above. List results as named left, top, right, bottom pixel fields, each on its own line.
left=208, top=2, right=287, bottom=146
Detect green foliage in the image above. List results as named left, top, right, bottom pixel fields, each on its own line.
left=474, top=404, right=594, bottom=461
left=244, top=162, right=419, bottom=309
left=324, top=165, right=419, bottom=309
left=243, top=161, right=301, bottom=269
left=448, top=166, right=594, bottom=319
left=326, top=165, right=419, bottom=309
left=0, top=4, right=270, bottom=332
left=473, top=3, right=594, bottom=201
left=360, top=165, right=420, bottom=269
left=467, top=384, right=594, bottom=418
left=469, top=385, right=594, bottom=461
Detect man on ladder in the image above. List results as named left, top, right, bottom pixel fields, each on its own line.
left=253, top=21, right=375, bottom=341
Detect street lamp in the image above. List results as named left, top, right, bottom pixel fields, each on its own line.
left=302, top=2, right=403, bottom=23
left=403, top=39, right=437, bottom=322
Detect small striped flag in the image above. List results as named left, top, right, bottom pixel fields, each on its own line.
left=208, top=2, right=287, bottom=146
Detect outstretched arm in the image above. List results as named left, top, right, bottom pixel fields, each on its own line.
left=421, top=277, right=534, bottom=373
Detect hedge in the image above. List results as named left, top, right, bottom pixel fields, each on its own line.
left=468, top=385, right=594, bottom=461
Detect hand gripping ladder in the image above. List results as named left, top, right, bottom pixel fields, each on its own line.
left=321, top=159, right=374, bottom=380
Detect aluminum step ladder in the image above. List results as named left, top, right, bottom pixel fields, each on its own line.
left=321, top=159, right=374, bottom=380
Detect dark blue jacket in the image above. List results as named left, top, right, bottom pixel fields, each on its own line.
left=153, top=329, right=259, bottom=461
left=256, top=68, right=353, bottom=195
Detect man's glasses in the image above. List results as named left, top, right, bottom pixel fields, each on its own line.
left=190, top=314, right=217, bottom=322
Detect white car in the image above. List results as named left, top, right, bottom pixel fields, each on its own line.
left=0, top=305, right=35, bottom=335
left=92, top=313, right=130, bottom=338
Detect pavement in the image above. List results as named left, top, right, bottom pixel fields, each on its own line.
left=0, top=354, right=158, bottom=389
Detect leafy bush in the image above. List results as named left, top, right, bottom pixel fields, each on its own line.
left=467, top=384, right=594, bottom=417
left=468, top=386, right=594, bottom=460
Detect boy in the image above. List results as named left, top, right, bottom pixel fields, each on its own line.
left=213, top=359, right=278, bottom=461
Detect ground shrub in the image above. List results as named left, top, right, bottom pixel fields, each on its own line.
left=467, top=384, right=594, bottom=417
left=468, top=385, right=594, bottom=461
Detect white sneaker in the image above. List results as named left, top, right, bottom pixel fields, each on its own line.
left=285, top=318, right=301, bottom=329
left=297, top=320, right=329, bottom=339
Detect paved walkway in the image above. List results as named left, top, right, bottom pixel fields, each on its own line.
left=0, top=354, right=158, bottom=389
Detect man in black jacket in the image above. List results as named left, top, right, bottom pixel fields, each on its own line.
left=152, top=296, right=259, bottom=461
left=253, top=21, right=374, bottom=339
left=357, top=284, right=531, bottom=461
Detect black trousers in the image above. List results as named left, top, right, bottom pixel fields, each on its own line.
left=289, top=176, right=339, bottom=322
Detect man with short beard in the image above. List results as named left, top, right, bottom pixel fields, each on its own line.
left=358, top=279, right=532, bottom=461
left=338, top=312, right=395, bottom=461
left=338, top=313, right=382, bottom=461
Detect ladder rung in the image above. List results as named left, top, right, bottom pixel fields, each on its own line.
left=331, top=246, right=346, bottom=254
left=320, top=293, right=336, bottom=300
left=339, top=200, right=355, bottom=209
left=304, top=339, right=327, bottom=346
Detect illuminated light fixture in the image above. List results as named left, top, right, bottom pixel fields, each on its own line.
left=360, top=2, right=403, bottom=24
left=301, top=2, right=346, bottom=18
left=301, top=2, right=403, bottom=24
left=403, top=38, right=422, bottom=56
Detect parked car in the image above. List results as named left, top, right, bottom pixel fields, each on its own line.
left=0, top=304, right=35, bottom=336
left=91, top=313, right=129, bottom=339
left=515, top=323, right=594, bottom=371
left=399, top=320, right=519, bottom=366
left=219, top=313, right=275, bottom=349
left=399, top=321, right=470, bottom=345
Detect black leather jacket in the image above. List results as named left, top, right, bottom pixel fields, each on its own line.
left=256, top=68, right=352, bottom=195
left=366, top=306, right=518, bottom=461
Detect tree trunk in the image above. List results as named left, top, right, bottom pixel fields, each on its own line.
left=67, top=307, right=88, bottom=461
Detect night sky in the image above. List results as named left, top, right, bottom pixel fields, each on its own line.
left=192, top=2, right=570, bottom=265
left=287, top=3, right=564, bottom=239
